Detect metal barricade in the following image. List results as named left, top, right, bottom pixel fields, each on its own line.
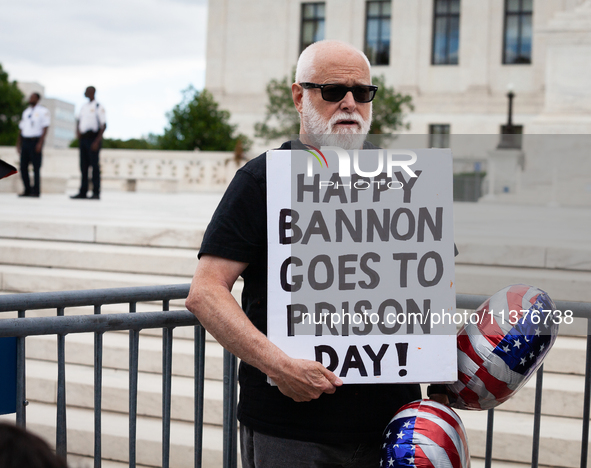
left=0, top=284, right=238, bottom=468
left=0, top=287, right=589, bottom=468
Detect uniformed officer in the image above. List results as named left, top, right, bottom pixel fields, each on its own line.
left=71, top=86, right=107, bottom=200
left=16, top=93, right=50, bottom=197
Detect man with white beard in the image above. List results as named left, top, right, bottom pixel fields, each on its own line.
left=186, top=41, right=426, bottom=467
left=294, top=41, right=373, bottom=151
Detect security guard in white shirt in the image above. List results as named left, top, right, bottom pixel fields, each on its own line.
left=16, top=93, right=50, bottom=197
left=71, top=86, right=107, bottom=200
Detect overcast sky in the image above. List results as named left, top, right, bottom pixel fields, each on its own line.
left=0, top=0, right=208, bottom=139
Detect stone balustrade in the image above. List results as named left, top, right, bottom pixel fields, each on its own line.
left=0, top=146, right=244, bottom=193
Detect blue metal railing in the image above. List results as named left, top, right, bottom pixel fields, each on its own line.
left=0, top=286, right=590, bottom=468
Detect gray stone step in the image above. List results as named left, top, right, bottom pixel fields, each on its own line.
left=0, top=264, right=243, bottom=302
left=424, top=335, right=588, bottom=418
left=67, top=454, right=154, bottom=468
left=0, top=217, right=205, bottom=249
left=0, top=192, right=219, bottom=249
left=0, top=238, right=198, bottom=277
left=544, top=335, right=588, bottom=376
left=26, top=359, right=224, bottom=426
left=0, top=402, right=227, bottom=468
left=10, top=261, right=587, bottom=315
left=455, top=263, right=591, bottom=302
left=497, top=371, right=590, bottom=419
left=460, top=409, right=590, bottom=468
left=4, top=218, right=590, bottom=278
left=0, top=264, right=191, bottom=294
left=419, top=336, right=588, bottom=418
left=455, top=237, right=591, bottom=272
left=469, top=459, right=533, bottom=468
left=24, top=334, right=589, bottom=419
left=25, top=332, right=225, bottom=381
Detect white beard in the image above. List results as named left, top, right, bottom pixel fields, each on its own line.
left=301, top=94, right=372, bottom=150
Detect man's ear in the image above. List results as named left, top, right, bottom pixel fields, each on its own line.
left=292, top=83, right=304, bottom=114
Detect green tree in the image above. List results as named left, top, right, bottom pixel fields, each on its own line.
left=157, top=85, right=250, bottom=152
left=254, top=73, right=414, bottom=141
left=254, top=70, right=299, bottom=141
left=0, top=64, right=25, bottom=146
left=368, top=75, right=414, bottom=134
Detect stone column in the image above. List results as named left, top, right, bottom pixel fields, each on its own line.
left=531, top=0, right=591, bottom=133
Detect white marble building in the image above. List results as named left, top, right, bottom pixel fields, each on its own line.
left=17, top=81, right=76, bottom=148
left=205, top=0, right=591, bottom=147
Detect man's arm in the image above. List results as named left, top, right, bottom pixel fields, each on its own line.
left=35, top=126, right=48, bottom=153
left=91, top=123, right=106, bottom=152
left=427, top=384, right=450, bottom=405
left=16, top=131, right=22, bottom=154
left=185, top=254, right=343, bottom=402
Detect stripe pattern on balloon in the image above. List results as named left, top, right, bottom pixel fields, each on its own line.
left=447, top=284, right=559, bottom=410
left=381, top=399, right=470, bottom=468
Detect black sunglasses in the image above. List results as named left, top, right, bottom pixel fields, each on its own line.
left=299, top=82, right=378, bottom=103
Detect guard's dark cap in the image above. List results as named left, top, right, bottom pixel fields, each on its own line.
left=0, top=159, right=17, bottom=180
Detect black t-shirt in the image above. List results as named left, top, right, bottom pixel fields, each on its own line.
left=198, top=141, right=421, bottom=444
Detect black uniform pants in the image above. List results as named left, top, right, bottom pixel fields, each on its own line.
left=78, top=135, right=101, bottom=196
left=20, top=138, right=42, bottom=195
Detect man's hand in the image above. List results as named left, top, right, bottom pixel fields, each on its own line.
left=186, top=255, right=345, bottom=404
left=429, top=393, right=450, bottom=406
left=36, top=128, right=48, bottom=153
left=91, top=139, right=100, bottom=152
left=426, top=384, right=450, bottom=406
left=270, top=358, right=343, bottom=402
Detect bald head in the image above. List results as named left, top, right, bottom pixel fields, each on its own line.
left=295, top=40, right=371, bottom=84
left=292, top=40, right=373, bottom=149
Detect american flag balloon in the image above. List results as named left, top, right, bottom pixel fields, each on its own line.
left=447, top=284, right=559, bottom=410
left=381, top=399, right=470, bottom=468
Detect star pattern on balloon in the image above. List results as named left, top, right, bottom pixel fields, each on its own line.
left=381, top=400, right=469, bottom=468
left=447, top=285, right=559, bottom=410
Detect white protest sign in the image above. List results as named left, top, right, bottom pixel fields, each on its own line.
left=267, top=146, right=457, bottom=384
